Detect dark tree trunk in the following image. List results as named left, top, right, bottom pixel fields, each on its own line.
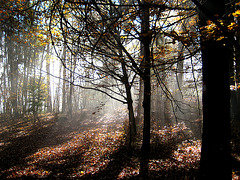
left=199, top=1, right=232, bottom=179
left=115, top=24, right=137, bottom=146
left=125, top=81, right=136, bottom=146
left=136, top=78, right=143, bottom=125
left=140, top=1, right=152, bottom=177
left=122, top=61, right=137, bottom=147
left=136, top=43, right=144, bottom=125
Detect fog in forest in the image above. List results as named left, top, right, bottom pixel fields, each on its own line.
left=0, top=0, right=239, bottom=179
left=0, top=44, right=202, bottom=134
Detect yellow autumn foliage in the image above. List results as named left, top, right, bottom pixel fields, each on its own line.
left=232, top=9, right=240, bottom=17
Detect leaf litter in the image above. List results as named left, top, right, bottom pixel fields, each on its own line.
left=2, top=112, right=238, bottom=179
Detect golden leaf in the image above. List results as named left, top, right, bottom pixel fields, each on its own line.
left=232, top=9, right=240, bottom=17
left=216, top=36, right=224, bottom=41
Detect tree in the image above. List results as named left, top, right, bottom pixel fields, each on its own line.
left=0, top=0, right=54, bottom=118
left=139, top=0, right=151, bottom=176
left=198, top=0, right=232, bottom=179
left=46, top=44, right=53, bottom=113
left=62, top=45, right=67, bottom=113
left=48, top=0, right=200, bottom=176
left=28, top=76, right=48, bottom=115
left=49, top=0, right=138, bottom=145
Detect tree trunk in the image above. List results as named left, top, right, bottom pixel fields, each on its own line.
left=56, top=63, right=62, bottom=112
left=136, top=78, right=144, bottom=125
left=46, top=45, right=52, bottom=113
left=68, top=78, right=73, bottom=117
left=126, top=83, right=136, bottom=146
left=199, top=1, right=232, bottom=179
left=140, top=0, right=152, bottom=177
left=115, top=23, right=137, bottom=146
left=121, top=61, right=137, bottom=147
left=22, top=46, right=30, bottom=115
left=7, top=34, right=18, bottom=118
left=163, top=97, right=171, bottom=125
left=175, top=40, right=184, bottom=117
left=62, top=45, right=67, bottom=113
left=136, top=40, right=144, bottom=125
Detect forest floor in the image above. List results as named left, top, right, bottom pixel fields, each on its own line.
left=0, top=111, right=239, bottom=179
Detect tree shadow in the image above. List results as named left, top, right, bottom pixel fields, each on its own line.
left=147, top=165, right=200, bottom=180
left=80, top=146, right=131, bottom=180
left=0, top=119, right=74, bottom=178
left=28, top=151, right=85, bottom=179
left=0, top=114, right=129, bottom=179
left=150, top=132, right=180, bottom=160
left=0, top=114, right=203, bottom=179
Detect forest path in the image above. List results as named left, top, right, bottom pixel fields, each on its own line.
left=0, top=110, right=130, bottom=179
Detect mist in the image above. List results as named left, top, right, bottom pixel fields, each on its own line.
left=0, top=0, right=239, bottom=179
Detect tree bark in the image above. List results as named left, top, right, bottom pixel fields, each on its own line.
left=140, top=0, right=152, bottom=177
left=199, top=1, right=232, bottom=179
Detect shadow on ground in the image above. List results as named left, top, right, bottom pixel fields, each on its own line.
left=0, top=116, right=78, bottom=178
left=80, top=146, right=131, bottom=180
left=0, top=113, right=204, bottom=179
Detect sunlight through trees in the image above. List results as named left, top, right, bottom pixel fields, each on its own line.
left=0, top=0, right=240, bottom=179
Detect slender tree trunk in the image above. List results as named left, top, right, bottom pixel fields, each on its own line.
left=140, top=0, right=152, bottom=177
left=36, top=50, right=44, bottom=115
left=62, top=45, right=66, bottom=113
left=46, top=45, right=52, bottom=113
left=68, top=53, right=77, bottom=117
left=68, top=78, right=73, bottom=117
left=56, top=63, right=62, bottom=113
left=163, top=97, right=171, bottom=125
left=175, top=41, right=184, bottom=114
left=115, top=24, right=137, bottom=145
left=2, top=33, right=7, bottom=114
left=199, top=1, right=232, bottom=179
left=121, top=61, right=137, bottom=147
left=7, top=34, right=18, bottom=118
left=32, top=50, right=37, bottom=116
left=22, top=46, right=29, bottom=115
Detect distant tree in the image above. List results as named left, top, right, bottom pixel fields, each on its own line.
left=46, top=44, right=53, bottom=113
left=28, top=76, right=48, bottom=115
left=62, top=45, right=67, bottom=113
left=0, top=0, right=52, bottom=118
